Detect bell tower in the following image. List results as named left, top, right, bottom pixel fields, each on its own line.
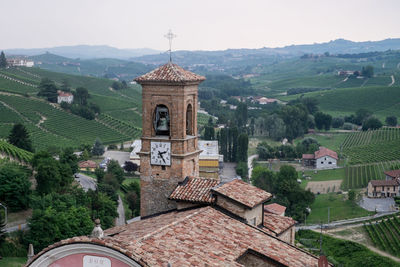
left=135, top=62, right=205, bottom=217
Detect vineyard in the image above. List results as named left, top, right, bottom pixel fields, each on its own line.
left=342, top=161, right=400, bottom=190
left=341, top=128, right=400, bottom=164
left=0, top=94, right=133, bottom=150
left=0, top=140, right=33, bottom=163
left=364, top=215, right=400, bottom=257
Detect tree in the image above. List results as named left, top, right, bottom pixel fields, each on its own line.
left=332, top=117, right=345, bottom=128
left=0, top=163, right=31, bottom=211
left=107, top=160, right=124, bottom=184
left=203, top=126, right=215, bottom=140
left=279, top=105, right=308, bottom=141
left=301, top=97, right=319, bottom=115
left=385, top=116, right=397, bottom=126
left=87, top=191, right=118, bottom=229
left=236, top=161, right=248, bottom=181
left=237, top=133, right=248, bottom=162
left=8, top=123, right=33, bottom=152
left=354, top=109, right=372, bottom=125
left=37, top=78, right=58, bottom=103
left=35, top=158, right=62, bottom=195
left=348, top=189, right=356, bottom=202
left=362, top=116, right=382, bottom=131
left=59, top=147, right=78, bottom=174
left=252, top=165, right=276, bottom=193
left=0, top=51, right=7, bottom=68
left=123, top=161, right=138, bottom=173
left=60, top=79, right=71, bottom=92
left=361, top=65, right=374, bottom=78
left=126, top=191, right=138, bottom=217
left=92, top=138, right=104, bottom=156
left=94, top=168, right=105, bottom=183
left=26, top=193, right=93, bottom=252
left=235, top=102, right=248, bottom=128
left=314, top=112, right=332, bottom=131
left=74, top=87, right=89, bottom=105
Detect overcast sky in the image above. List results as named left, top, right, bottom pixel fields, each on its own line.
left=2, top=0, right=400, bottom=51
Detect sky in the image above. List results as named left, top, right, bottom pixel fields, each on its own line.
left=2, top=0, right=400, bottom=51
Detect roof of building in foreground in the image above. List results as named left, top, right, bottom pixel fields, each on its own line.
left=29, top=206, right=321, bottom=267
left=169, top=176, right=219, bottom=204
left=212, top=179, right=272, bottom=208
left=134, top=62, right=205, bottom=84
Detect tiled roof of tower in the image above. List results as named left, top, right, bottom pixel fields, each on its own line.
left=212, top=179, right=272, bottom=208
left=134, top=62, right=205, bottom=84
left=169, top=176, right=219, bottom=203
left=263, top=212, right=297, bottom=235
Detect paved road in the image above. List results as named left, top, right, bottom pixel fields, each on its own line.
left=298, top=211, right=397, bottom=230
left=75, top=173, right=97, bottom=192
left=5, top=223, right=28, bottom=233
left=359, top=196, right=395, bottom=212
left=103, top=151, right=130, bottom=166
left=248, top=154, right=258, bottom=179
left=115, top=195, right=126, bottom=226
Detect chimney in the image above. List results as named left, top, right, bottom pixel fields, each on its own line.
left=91, top=219, right=104, bottom=239
left=318, top=255, right=329, bottom=267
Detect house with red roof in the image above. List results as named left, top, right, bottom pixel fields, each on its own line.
left=57, top=90, right=74, bottom=104
left=302, top=147, right=338, bottom=169
left=367, top=179, right=399, bottom=198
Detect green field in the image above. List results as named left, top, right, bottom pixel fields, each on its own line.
left=364, top=215, right=400, bottom=257
left=341, top=128, right=400, bottom=165
left=306, top=193, right=374, bottom=224
left=0, top=257, right=26, bottom=267
left=296, top=132, right=348, bottom=153
left=0, top=140, right=33, bottom=163
left=303, top=168, right=345, bottom=182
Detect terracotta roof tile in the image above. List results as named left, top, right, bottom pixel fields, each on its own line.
left=263, top=212, right=296, bottom=235
left=302, top=153, right=315, bottom=159
left=30, top=207, right=323, bottom=267
left=212, top=179, right=272, bottom=208
left=134, top=62, right=205, bottom=84
left=78, top=160, right=97, bottom=168
left=314, top=147, right=338, bottom=160
left=370, top=179, right=399, bottom=186
left=384, top=169, right=400, bottom=178
left=169, top=176, right=219, bottom=203
left=264, top=203, right=287, bottom=215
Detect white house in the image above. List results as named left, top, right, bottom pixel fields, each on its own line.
left=302, top=147, right=338, bottom=169
left=6, top=58, right=34, bottom=67
left=57, top=91, right=74, bottom=104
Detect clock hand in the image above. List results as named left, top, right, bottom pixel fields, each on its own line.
left=158, top=151, right=166, bottom=163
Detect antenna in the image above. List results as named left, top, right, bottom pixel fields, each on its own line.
left=164, top=29, right=177, bottom=62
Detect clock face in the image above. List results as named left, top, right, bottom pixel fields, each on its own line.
left=151, top=141, right=171, bottom=166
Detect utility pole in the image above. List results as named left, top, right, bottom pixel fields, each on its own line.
left=327, top=207, right=330, bottom=224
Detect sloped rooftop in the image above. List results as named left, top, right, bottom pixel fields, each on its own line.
left=384, top=169, right=400, bottom=178
left=263, top=212, right=297, bottom=235
left=212, top=179, right=272, bottom=208
left=134, top=62, right=205, bottom=84
left=169, top=176, right=219, bottom=204
left=370, top=179, right=399, bottom=186
left=314, top=147, right=338, bottom=160
left=264, top=203, right=287, bottom=215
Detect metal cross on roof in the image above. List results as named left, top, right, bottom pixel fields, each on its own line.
left=164, top=29, right=177, bottom=62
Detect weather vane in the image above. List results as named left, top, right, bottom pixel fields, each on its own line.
left=164, top=29, right=177, bottom=62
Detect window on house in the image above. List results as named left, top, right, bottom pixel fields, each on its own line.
left=328, top=162, right=332, bottom=164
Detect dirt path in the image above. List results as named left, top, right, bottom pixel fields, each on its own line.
left=361, top=78, right=369, bottom=87
left=389, top=75, right=395, bottom=86
left=36, top=115, right=47, bottom=127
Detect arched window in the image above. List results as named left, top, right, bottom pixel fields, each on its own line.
left=186, top=104, right=193, bottom=135
left=154, top=105, right=170, bottom=136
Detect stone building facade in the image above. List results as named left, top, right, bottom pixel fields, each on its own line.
left=135, top=62, right=205, bottom=217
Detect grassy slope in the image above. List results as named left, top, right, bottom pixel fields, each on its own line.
left=0, top=258, right=26, bottom=267
left=304, top=168, right=345, bottom=181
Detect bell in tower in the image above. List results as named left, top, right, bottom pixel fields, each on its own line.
left=154, top=105, right=170, bottom=135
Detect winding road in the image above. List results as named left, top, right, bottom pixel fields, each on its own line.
left=75, top=173, right=97, bottom=191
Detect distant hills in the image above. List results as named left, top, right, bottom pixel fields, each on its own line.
left=4, top=45, right=159, bottom=60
